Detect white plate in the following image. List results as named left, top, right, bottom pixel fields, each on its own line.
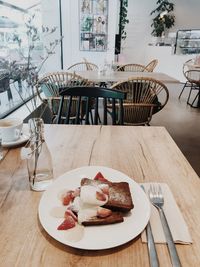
left=2, top=133, right=29, bottom=147
left=38, top=166, right=150, bottom=250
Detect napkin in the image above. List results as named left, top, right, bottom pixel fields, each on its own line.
left=141, top=183, right=192, bottom=244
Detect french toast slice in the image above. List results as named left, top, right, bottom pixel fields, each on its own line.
left=82, top=212, right=124, bottom=226
left=81, top=178, right=134, bottom=212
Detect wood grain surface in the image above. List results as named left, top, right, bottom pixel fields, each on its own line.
left=0, top=125, right=199, bottom=267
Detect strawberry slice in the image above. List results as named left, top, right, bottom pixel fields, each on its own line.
left=65, top=209, right=78, bottom=222
left=96, top=191, right=107, bottom=202
left=99, top=184, right=110, bottom=195
left=94, top=172, right=110, bottom=183
left=62, top=190, right=75, bottom=205
left=57, top=215, right=76, bottom=230
left=97, top=207, right=112, bottom=218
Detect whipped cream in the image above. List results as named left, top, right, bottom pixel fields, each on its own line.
left=70, top=185, right=108, bottom=224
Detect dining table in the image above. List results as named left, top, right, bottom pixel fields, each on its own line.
left=76, top=70, right=180, bottom=84
left=0, top=124, right=200, bottom=267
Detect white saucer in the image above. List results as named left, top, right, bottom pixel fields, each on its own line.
left=2, top=133, right=29, bottom=148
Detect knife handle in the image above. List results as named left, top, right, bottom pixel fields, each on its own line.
left=158, top=208, right=182, bottom=267
left=141, top=185, right=159, bottom=267
left=146, top=222, right=160, bottom=267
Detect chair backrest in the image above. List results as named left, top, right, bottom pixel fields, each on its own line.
left=37, top=71, right=93, bottom=98
left=111, top=77, right=169, bottom=125
left=144, top=59, right=158, bottom=72
left=116, top=63, right=146, bottom=72
left=57, top=86, right=126, bottom=125
left=67, top=62, right=98, bottom=71
left=184, top=70, right=200, bottom=85
left=183, top=59, right=196, bottom=79
left=36, top=72, right=94, bottom=120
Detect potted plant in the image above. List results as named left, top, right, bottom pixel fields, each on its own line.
left=150, top=0, right=175, bottom=40
left=115, top=0, right=129, bottom=55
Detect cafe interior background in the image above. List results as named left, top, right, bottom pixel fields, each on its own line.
left=0, top=0, right=200, bottom=175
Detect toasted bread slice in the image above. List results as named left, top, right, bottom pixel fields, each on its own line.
left=82, top=212, right=124, bottom=226
left=81, top=178, right=134, bottom=212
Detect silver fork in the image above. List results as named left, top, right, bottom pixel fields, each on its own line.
left=149, top=184, right=182, bottom=267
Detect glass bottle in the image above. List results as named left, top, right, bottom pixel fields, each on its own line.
left=27, top=118, right=53, bottom=191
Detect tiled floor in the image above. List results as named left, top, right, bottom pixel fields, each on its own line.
left=151, top=82, right=200, bottom=177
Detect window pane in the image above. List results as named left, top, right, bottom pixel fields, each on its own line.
left=0, top=1, right=42, bottom=118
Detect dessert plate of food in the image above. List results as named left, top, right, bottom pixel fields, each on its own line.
left=38, top=166, right=150, bottom=250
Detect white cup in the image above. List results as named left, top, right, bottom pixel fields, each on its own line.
left=0, top=118, right=23, bottom=143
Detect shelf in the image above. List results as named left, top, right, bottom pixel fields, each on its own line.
left=180, top=46, right=200, bottom=49
left=178, top=38, right=200, bottom=40
left=174, top=29, right=200, bottom=55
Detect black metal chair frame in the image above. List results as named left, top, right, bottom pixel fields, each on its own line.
left=57, top=86, right=126, bottom=125
left=184, top=70, right=200, bottom=108
left=179, top=59, right=194, bottom=99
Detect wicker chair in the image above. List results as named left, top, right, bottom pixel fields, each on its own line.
left=144, top=59, right=158, bottom=72
left=184, top=70, right=200, bottom=107
left=111, top=77, right=169, bottom=125
left=37, top=71, right=94, bottom=122
left=178, top=59, right=194, bottom=99
left=116, top=63, right=146, bottom=72
left=67, top=62, right=98, bottom=71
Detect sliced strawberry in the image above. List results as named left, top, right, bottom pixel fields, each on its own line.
left=73, top=187, right=81, bottom=197
left=97, top=207, right=112, bottom=218
left=62, top=190, right=75, bottom=205
left=65, top=209, right=78, bottom=222
left=96, top=191, right=107, bottom=202
left=99, top=184, right=110, bottom=195
left=94, top=172, right=110, bottom=183
left=57, top=216, right=76, bottom=230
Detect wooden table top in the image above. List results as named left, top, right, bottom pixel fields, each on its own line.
left=0, top=125, right=200, bottom=267
left=76, top=71, right=180, bottom=84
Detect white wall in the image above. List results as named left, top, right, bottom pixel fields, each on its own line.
left=41, top=0, right=200, bottom=80
left=123, top=0, right=200, bottom=64
left=61, top=0, right=118, bottom=69
left=121, top=0, right=153, bottom=64
left=41, top=0, right=61, bottom=72
left=42, top=0, right=118, bottom=71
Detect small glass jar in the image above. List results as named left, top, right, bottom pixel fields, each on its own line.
left=27, top=118, right=53, bottom=191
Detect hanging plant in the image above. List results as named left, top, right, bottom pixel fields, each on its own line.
left=150, top=0, right=175, bottom=37
left=119, top=0, right=129, bottom=40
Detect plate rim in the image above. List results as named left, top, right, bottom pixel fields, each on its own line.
left=2, top=133, right=29, bottom=147
left=38, top=166, right=151, bottom=250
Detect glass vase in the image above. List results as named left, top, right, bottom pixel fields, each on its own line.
left=27, top=118, right=53, bottom=191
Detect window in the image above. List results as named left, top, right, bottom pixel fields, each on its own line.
left=0, top=1, right=42, bottom=118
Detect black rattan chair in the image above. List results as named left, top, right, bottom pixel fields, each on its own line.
left=56, top=86, right=126, bottom=125
left=184, top=70, right=200, bottom=107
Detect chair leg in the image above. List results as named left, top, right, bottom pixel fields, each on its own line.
left=178, top=82, right=187, bottom=99
left=187, top=86, right=193, bottom=105
left=98, top=113, right=101, bottom=123
left=90, top=110, right=93, bottom=124
left=190, top=91, right=200, bottom=108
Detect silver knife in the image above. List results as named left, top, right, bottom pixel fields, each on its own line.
left=0, top=137, right=3, bottom=160
left=141, top=185, right=159, bottom=267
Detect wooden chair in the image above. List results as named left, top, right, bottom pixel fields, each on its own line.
left=111, top=77, right=169, bottom=125
left=144, top=59, right=158, bottom=72
left=36, top=72, right=94, bottom=121
left=67, top=62, right=98, bottom=71
left=184, top=70, right=200, bottom=107
left=179, top=59, right=194, bottom=99
left=116, top=63, right=146, bottom=72
left=57, top=86, right=126, bottom=125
